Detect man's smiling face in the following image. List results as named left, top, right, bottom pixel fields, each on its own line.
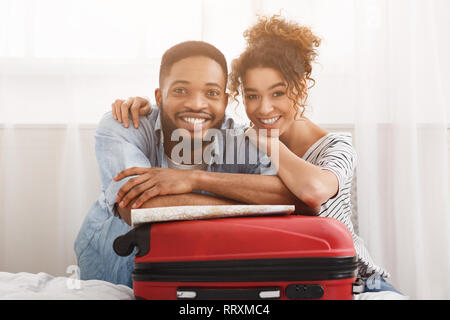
left=156, top=55, right=228, bottom=139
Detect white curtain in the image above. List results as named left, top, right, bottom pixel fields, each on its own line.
left=1, top=0, right=449, bottom=299
left=351, top=0, right=450, bottom=299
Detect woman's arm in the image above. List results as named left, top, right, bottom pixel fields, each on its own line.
left=274, top=142, right=340, bottom=208
left=245, top=129, right=341, bottom=209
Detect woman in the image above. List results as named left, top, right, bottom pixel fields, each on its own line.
left=112, top=15, right=402, bottom=296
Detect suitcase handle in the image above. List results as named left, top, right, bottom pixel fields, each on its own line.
left=177, top=284, right=325, bottom=300
left=177, top=287, right=281, bottom=300
left=113, top=224, right=151, bottom=257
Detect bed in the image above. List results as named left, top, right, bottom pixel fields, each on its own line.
left=0, top=272, right=134, bottom=300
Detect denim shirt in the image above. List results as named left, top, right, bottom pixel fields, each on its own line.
left=74, top=108, right=275, bottom=287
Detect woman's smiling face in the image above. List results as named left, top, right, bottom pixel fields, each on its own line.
left=243, top=67, right=297, bottom=137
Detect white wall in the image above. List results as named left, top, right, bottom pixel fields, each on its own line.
left=0, top=126, right=99, bottom=276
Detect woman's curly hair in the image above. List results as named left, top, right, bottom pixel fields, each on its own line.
left=229, top=14, right=321, bottom=118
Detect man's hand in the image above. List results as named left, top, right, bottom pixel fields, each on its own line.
left=117, top=205, right=133, bottom=226
left=111, top=96, right=152, bottom=128
left=114, top=167, right=197, bottom=209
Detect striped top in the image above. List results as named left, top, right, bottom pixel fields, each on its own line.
left=302, top=132, right=390, bottom=279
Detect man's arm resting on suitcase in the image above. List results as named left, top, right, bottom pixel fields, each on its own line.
left=117, top=193, right=240, bottom=226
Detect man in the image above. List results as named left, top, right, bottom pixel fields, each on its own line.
left=75, top=41, right=311, bottom=287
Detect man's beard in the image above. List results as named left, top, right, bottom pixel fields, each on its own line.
left=159, top=101, right=224, bottom=142
left=159, top=102, right=180, bottom=137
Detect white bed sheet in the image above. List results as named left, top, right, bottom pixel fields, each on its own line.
left=0, top=271, right=409, bottom=300
left=0, top=272, right=134, bottom=300
left=353, top=291, right=409, bottom=300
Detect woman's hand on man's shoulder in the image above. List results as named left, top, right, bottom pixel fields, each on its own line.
left=111, top=96, right=152, bottom=129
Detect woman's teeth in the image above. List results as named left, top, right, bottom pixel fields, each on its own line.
left=260, top=117, right=280, bottom=125
left=182, top=117, right=207, bottom=124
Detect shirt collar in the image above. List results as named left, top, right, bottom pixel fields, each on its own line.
left=155, top=108, right=163, bottom=143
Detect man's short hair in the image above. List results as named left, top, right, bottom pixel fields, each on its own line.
left=159, top=41, right=228, bottom=88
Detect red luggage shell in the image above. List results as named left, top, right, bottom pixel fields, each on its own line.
left=113, top=215, right=357, bottom=300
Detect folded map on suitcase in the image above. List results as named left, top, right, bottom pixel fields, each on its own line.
left=131, top=205, right=295, bottom=226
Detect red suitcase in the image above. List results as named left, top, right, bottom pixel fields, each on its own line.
left=113, top=215, right=357, bottom=300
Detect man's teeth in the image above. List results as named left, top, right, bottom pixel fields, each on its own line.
left=260, top=117, right=280, bottom=125
left=182, top=117, right=207, bottom=124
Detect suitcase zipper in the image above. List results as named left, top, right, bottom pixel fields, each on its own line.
left=132, top=256, right=357, bottom=282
